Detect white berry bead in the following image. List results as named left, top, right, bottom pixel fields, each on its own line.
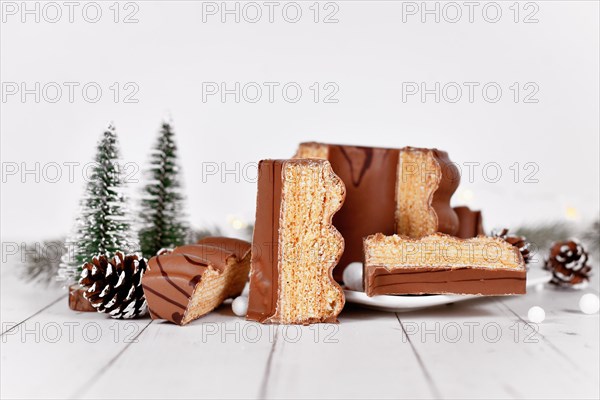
left=528, top=306, right=546, bottom=323
left=232, top=296, right=249, bottom=317
left=579, top=293, right=600, bottom=315
left=343, top=262, right=363, bottom=291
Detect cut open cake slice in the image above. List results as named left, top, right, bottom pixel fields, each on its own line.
left=142, top=237, right=251, bottom=325
left=363, top=233, right=526, bottom=296
left=247, top=159, right=346, bottom=324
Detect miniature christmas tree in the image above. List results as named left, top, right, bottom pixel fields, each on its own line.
left=57, top=124, right=138, bottom=283
left=139, top=121, right=188, bottom=258
left=57, top=217, right=85, bottom=283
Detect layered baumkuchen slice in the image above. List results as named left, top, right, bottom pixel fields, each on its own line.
left=294, top=142, right=460, bottom=281
left=247, top=159, right=345, bottom=324
left=395, top=147, right=460, bottom=237
left=142, top=237, right=251, bottom=325
left=363, top=233, right=526, bottom=296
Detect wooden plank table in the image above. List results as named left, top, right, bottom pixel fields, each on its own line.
left=2, top=264, right=598, bottom=399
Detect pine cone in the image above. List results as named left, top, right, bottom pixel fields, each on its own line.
left=546, top=240, right=592, bottom=288
left=79, top=252, right=148, bottom=319
left=492, top=228, right=531, bottom=265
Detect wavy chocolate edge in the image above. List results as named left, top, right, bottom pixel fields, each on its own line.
left=307, top=159, right=346, bottom=323
left=396, top=146, right=460, bottom=237
left=294, top=143, right=398, bottom=282
left=425, top=148, right=461, bottom=235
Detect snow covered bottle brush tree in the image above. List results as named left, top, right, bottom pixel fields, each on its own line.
left=138, top=121, right=188, bottom=259
left=58, top=124, right=147, bottom=318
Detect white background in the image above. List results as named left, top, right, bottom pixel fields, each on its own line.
left=1, top=0, right=599, bottom=241
left=1, top=4, right=599, bottom=399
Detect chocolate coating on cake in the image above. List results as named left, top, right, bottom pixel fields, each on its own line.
left=454, top=206, right=485, bottom=238
left=247, top=160, right=284, bottom=323
left=294, top=142, right=460, bottom=281
left=365, top=266, right=526, bottom=296
left=247, top=159, right=345, bottom=324
left=142, top=237, right=251, bottom=325
left=327, top=145, right=399, bottom=281
left=363, top=233, right=526, bottom=296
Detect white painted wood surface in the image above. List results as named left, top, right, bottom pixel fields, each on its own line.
left=2, top=264, right=598, bottom=399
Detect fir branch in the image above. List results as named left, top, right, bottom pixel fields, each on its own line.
left=515, top=222, right=575, bottom=252
left=515, top=219, right=599, bottom=262
left=243, top=223, right=254, bottom=242
left=20, top=239, right=66, bottom=286
left=190, top=226, right=223, bottom=242
left=581, top=219, right=599, bottom=259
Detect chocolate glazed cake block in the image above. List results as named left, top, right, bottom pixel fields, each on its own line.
left=294, top=142, right=460, bottom=281
left=247, top=159, right=345, bottom=324
left=142, top=237, right=251, bottom=325
left=454, top=206, right=485, bottom=238
left=363, top=233, right=526, bottom=296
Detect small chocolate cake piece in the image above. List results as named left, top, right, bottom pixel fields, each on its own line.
left=294, top=142, right=460, bottom=281
left=363, top=233, right=526, bottom=296
left=247, top=159, right=345, bottom=324
left=454, top=206, right=485, bottom=238
left=142, top=237, right=251, bottom=325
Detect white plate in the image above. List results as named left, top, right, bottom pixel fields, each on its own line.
left=344, top=269, right=552, bottom=312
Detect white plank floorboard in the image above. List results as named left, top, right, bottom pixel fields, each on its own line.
left=0, top=298, right=150, bottom=399
left=1, top=266, right=64, bottom=330
left=1, top=263, right=598, bottom=399
left=498, top=288, right=600, bottom=385
left=395, top=293, right=598, bottom=399
left=81, top=303, right=274, bottom=399
left=265, top=306, right=436, bottom=399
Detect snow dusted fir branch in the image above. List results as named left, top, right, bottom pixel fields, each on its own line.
left=57, top=124, right=139, bottom=283
left=21, top=239, right=65, bottom=286
left=139, top=121, right=188, bottom=258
